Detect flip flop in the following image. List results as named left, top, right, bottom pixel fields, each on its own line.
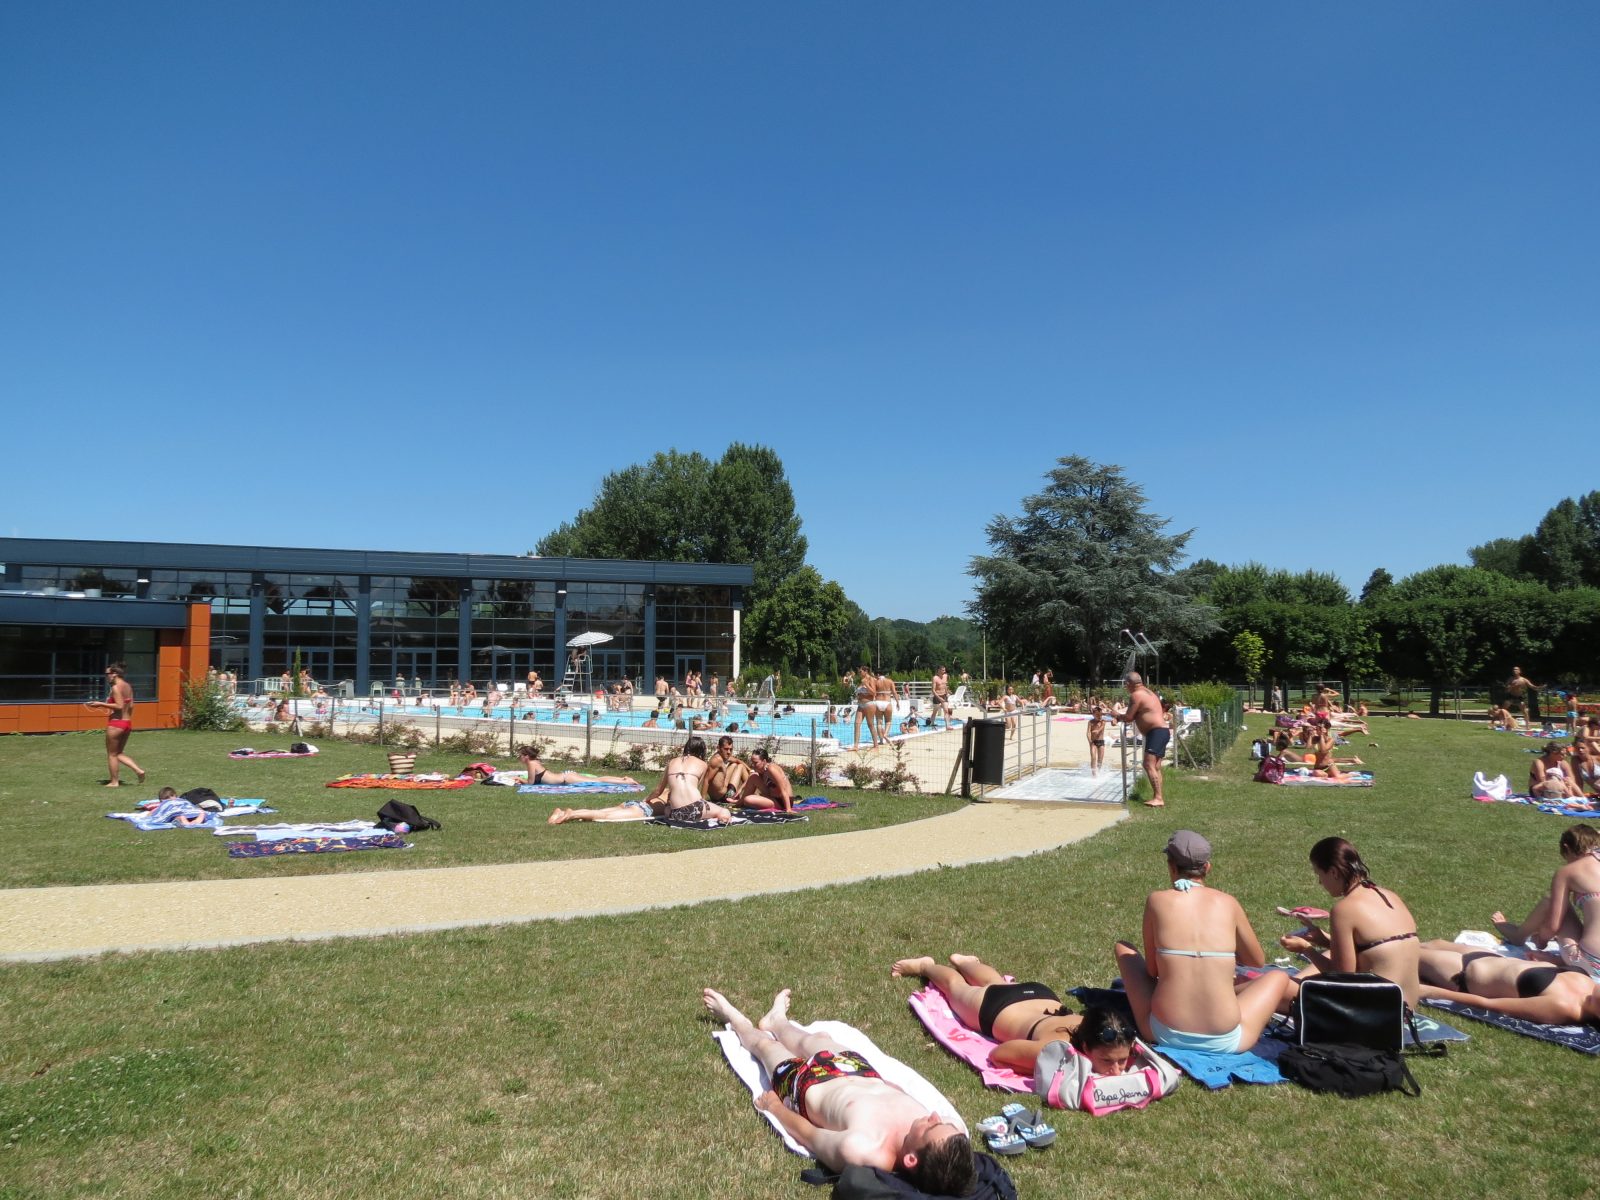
left=1001, top=1103, right=1056, bottom=1149
left=1276, top=905, right=1330, bottom=921
left=982, top=1126, right=1027, bottom=1156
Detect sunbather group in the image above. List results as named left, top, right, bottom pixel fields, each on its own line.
left=891, top=825, right=1600, bottom=1070
left=546, top=736, right=797, bottom=825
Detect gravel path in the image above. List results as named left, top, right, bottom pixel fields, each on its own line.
left=0, top=801, right=1122, bottom=962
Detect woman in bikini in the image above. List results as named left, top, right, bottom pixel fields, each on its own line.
left=1114, top=830, right=1293, bottom=1055
left=85, top=663, right=145, bottom=787
left=872, top=670, right=897, bottom=745
left=651, top=735, right=732, bottom=825
left=516, top=747, right=639, bottom=787
left=890, top=954, right=1082, bottom=1073
left=547, top=796, right=665, bottom=825
left=1278, top=837, right=1421, bottom=1008
left=1491, top=824, right=1600, bottom=980
left=1417, top=940, right=1600, bottom=1026
left=851, top=666, right=880, bottom=749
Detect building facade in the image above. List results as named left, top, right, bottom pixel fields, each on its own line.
left=0, top=539, right=752, bottom=696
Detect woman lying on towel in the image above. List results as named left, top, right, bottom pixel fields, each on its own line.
left=547, top=797, right=666, bottom=824
left=891, top=954, right=1083, bottom=1073
left=515, top=747, right=639, bottom=787
left=1277, top=837, right=1421, bottom=1008
left=1417, top=940, right=1600, bottom=1025
left=1115, top=831, right=1294, bottom=1055
left=1492, top=824, right=1600, bottom=980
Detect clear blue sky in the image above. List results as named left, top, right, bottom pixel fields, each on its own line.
left=3, top=4, right=1595, bottom=621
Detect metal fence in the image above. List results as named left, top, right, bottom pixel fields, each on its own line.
left=236, top=693, right=1064, bottom=798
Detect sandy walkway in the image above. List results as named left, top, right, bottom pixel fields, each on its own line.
left=0, top=801, right=1122, bottom=962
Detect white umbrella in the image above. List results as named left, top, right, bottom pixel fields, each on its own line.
left=566, top=631, right=614, bottom=649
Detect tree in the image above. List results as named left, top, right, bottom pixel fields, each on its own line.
left=1525, top=494, right=1600, bottom=590
left=1467, top=537, right=1533, bottom=579
left=968, top=458, right=1217, bottom=682
left=743, top=568, right=849, bottom=677
left=1359, top=568, right=1394, bottom=604
left=534, top=445, right=808, bottom=605
left=1231, top=630, right=1265, bottom=702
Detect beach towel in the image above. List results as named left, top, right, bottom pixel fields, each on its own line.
left=515, top=781, right=644, bottom=794
left=1278, top=771, right=1373, bottom=787
left=326, top=774, right=474, bottom=789
left=107, top=800, right=272, bottom=831
left=1421, top=999, right=1600, bottom=1054
left=227, top=833, right=409, bottom=858
left=1498, top=728, right=1568, bottom=739
left=228, top=745, right=319, bottom=759
left=712, top=1019, right=967, bottom=1157
left=1468, top=791, right=1598, bottom=817
left=907, top=985, right=1031, bottom=1092
left=215, top=820, right=377, bottom=839
left=650, top=814, right=754, bottom=830
left=1153, top=1037, right=1288, bottom=1089
left=794, top=797, right=850, bottom=810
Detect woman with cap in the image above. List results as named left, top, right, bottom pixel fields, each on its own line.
left=1278, top=837, right=1422, bottom=1008
left=1115, top=831, right=1293, bottom=1055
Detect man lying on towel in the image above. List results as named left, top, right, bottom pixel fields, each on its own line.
left=704, top=987, right=976, bottom=1196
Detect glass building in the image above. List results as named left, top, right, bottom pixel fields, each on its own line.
left=0, top=539, right=751, bottom=695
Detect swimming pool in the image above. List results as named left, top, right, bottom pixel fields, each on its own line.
left=341, top=701, right=960, bottom=749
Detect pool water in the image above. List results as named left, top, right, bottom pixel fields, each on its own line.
left=351, top=701, right=960, bottom=749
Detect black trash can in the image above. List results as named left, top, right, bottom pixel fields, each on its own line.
left=969, top=718, right=1007, bottom=786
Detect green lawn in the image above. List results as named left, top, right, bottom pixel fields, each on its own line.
left=0, top=731, right=960, bottom=887
left=1, top=718, right=1596, bottom=1199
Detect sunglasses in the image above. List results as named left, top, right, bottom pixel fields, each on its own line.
left=1084, top=1025, right=1135, bottom=1046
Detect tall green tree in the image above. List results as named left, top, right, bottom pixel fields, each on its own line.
left=533, top=444, right=808, bottom=603
left=1359, top=567, right=1394, bottom=604
left=969, top=457, right=1217, bottom=682
left=743, top=568, right=850, bottom=677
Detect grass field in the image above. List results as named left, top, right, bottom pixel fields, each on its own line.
left=1, top=718, right=1596, bottom=1199
left=0, top=731, right=960, bottom=888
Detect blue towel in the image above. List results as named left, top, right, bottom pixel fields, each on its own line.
left=1154, top=1038, right=1287, bottom=1088
left=1423, top=998, right=1600, bottom=1055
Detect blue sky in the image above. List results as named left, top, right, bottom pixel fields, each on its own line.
left=3, top=3, right=1595, bottom=621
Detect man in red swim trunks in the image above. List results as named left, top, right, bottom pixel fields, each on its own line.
left=703, top=987, right=974, bottom=1195
left=86, top=662, right=146, bottom=787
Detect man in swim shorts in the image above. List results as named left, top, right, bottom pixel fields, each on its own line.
left=1506, top=666, right=1540, bottom=729
left=703, top=987, right=974, bottom=1195
left=703, top=736, right=751, bottom=802
left=929, top=665, right=953, bottom=729
left=1113, top=672, right=1169, bottom=807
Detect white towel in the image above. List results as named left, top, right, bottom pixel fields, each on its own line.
left=712, top=1019, right=967, bottom=1157
left=1454, top=929, right=1558, bottom=956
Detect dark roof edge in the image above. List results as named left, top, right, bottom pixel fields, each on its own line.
left=0, top=538, right=754, bottom=585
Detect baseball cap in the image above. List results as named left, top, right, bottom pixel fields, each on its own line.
left=1163, top=830, right=1212, bottom=869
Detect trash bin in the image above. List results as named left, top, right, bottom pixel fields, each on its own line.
left=970, top=718, right=1007, bottom=786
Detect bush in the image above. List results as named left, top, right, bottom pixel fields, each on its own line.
left=181, top=675, right=245, bottom=732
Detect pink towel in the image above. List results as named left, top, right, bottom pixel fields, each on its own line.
left=907, top=986, right=1032, bottom=1093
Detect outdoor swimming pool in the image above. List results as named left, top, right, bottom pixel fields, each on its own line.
left=336, top=700, right=962, bottom=749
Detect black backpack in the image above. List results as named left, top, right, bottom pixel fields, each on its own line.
left=1279, top=1042, right=1421, bottom=1098
left=375, top=799, right=442, bottom=832
left=802, top=1151, right=1017, bottom=1200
